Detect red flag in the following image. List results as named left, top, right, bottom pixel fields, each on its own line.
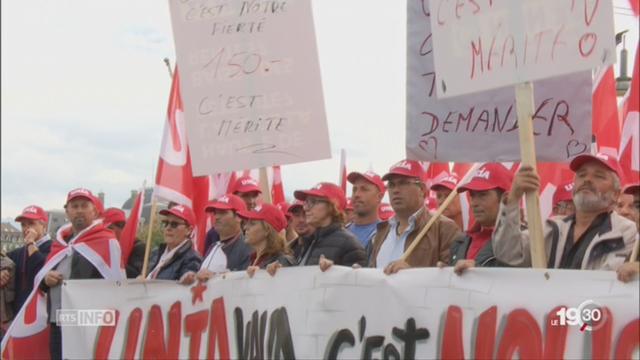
left=592, top=66, right=621, bottom=156
left=537, top=163, right=574, bottom=219
left=630, top=0, right=639, bottom=16
left=120, top=186, right=144, bottom=263
left=1, top=222, right=124, bottom=359
left=618, top=43, right=640, bottom=184
left=339, top=149, right=347, bottom=193
left=154, top=68, right=211, bottom=255
left=271, top=165, right=286, bottom=204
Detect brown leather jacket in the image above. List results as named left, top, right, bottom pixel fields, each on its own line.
left=369, top=207, right=461, bottom=268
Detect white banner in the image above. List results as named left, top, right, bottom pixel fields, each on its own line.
left=407, top=0, right=592, bottom=163
left=169, top=0, right=331, bottom=176
left=61, top=267, right=639, bottom=359
left=428, top=0, right=616, bottom=98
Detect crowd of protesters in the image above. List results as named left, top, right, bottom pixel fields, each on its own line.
left=0, top=153, right=639, bottom=358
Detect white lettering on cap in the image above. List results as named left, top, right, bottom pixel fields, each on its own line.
left=564, top=183, right=574, bottom=192
left=443, top=176, right=458, bottom=184
left=174, top=205, right=185, bottom=212
left=241, top=179, right=257, bottom=186
left=254, top=205, right=262, bottom=211
left=24, top=206, right=38, bottom=214
left=381, top=205, right=393, bottom=212
left=364, top=171, right=377, bottom=178
left=393, top=161, right=413, bottom=171
left=474, top=168, right=491, bottom=180
left=70, top=188, right=91, bottom=196
left=313, top=183, right=324, bottom=190
left=219, top=196, right=230, bottom=203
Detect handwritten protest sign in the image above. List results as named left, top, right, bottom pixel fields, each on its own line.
left=428, top=0, right=616, bottom=98
left=58, top=267, right=638, bottom=359
left=169, top=0, right=331, bottom=176
left=407, top=0, right=592, bottom=163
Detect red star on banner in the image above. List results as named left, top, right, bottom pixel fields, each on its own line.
left=191, top=283, right=207, bottom=305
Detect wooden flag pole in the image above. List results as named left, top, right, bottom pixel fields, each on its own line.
left=259, top=167, right=273, bottom=204
left=400, top=163, right=482, bottom=261
left=630, top=236, right=639, bottom=263
left=515, top=82, right=547, bottom=269
left=141, top=196, right=157, bottom=279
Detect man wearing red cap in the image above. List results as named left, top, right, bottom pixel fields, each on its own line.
left=493, top=153, right=638, bottom=270
left=7, top=205, right=52, bottom=317
left=551, top=181, right=576, bottom=217
left=293, top=182, right=367, bottom=267
left=41, top=188, right=124, bottom=359
left=430, top=172, right=464, bottom=230
left=346, top=171, right=386, bottom=250
left=286, top=200, right=315, bottom=260
left=201, top=194, right=252, bottom=274
left=448, top=163, right=513, bottom=272
left=102, top=208, right=145, bottom=278
left=370, top=160, right=461, bottom=273
left=232, top=175, right=262, bottom=210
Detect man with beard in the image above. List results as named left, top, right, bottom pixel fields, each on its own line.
left=492, top=153, right=638, bottom=270
left=346, top=171, right=385, bottom=248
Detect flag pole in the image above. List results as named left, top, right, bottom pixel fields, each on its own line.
left=164, top=58, right=173, bottom=78
left=259, top=167, right=272, bottom=204
left=401, top=163, right=482, bottom=261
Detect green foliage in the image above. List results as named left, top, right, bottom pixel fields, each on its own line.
left=137, top=219, right=164, bottom=252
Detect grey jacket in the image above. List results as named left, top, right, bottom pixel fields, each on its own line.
left=492, top=202, right=638, bottom=270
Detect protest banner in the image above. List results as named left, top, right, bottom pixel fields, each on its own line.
left=169, top=0, right=331, bottom=176
left=59, top=267, right=639, bottom=359
left=428, top=0, right=616, bottom=98
left=406, top=0, right=593, bottom=163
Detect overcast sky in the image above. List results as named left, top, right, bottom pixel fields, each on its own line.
left=1, top=0, right=638, bottom=218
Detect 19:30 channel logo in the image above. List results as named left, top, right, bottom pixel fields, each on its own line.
left=552, top=300, right=606, bottom=332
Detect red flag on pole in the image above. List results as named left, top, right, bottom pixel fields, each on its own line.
left=271, top=165, right=286, bottom=205
left=592, top=66, right=621, bottom=156
left=339, top=149, right=347, bottom=194
left=618, top=43, right=640, bottom=184
left=120, top=185, right=144, bottom=263
left=154, top=68, right=211, bottom=255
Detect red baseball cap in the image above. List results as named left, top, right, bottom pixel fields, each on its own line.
left=552, top=181, right=574, bottom=206
left=102, top=208, right=126, bottom=226
left=382, top=160, right=424, bottom=181
left=430, top=172, right=460, bottom=191
left=159, top=204, right=196, bottom=226
left=569, top=153, right=622, bottom=177
left=66, top=188, right=102, bottom=213
left=232, top=176, right=262, bottom=195
left=205, top=194, right=247, bottom=213
left=294, top=182, right=347, bottom=211
left=288, top=200, right=304, bottom=213
left=378, top=203, right=395, bottom=221
left=237, top=203, right=288, bottom=232
left=347, top=171, right=386, bottom=193
left=457, top=163, right=513, bottom=193
left=15, top=205, right=48, bottom=224
left=624, top=183, right=640, bottom=195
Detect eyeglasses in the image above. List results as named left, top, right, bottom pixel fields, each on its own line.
left=386, top=179, right=422, bottom=189
left=304, top=197, right=328, bottom=208
left=160, top=220, right=187, bottom=229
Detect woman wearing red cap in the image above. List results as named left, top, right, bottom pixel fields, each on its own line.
left=237, top=204, right=295, bottom=273
left=146, top=205, right=202, bottom=284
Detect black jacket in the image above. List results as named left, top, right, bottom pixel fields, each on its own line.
left=298, top=223, right=367, bottom=267
left=450, top=232, right=508, bottom=267
left=8, top=239, right=52, bottom=314
left=215, top=234, right=253, bottom=271
left=148, top=241, right=202, bottom=281
left=125, top=239, right=145, bottom=278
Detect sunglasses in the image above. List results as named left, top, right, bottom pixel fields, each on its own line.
left=304, top=197, right=328, bottom=208
left=160, top=220, right=187, bottom=229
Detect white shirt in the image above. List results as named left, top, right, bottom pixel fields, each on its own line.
left=200, top=242, right=228, bottom=273
left=375, top=208, right=423, bottom=269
